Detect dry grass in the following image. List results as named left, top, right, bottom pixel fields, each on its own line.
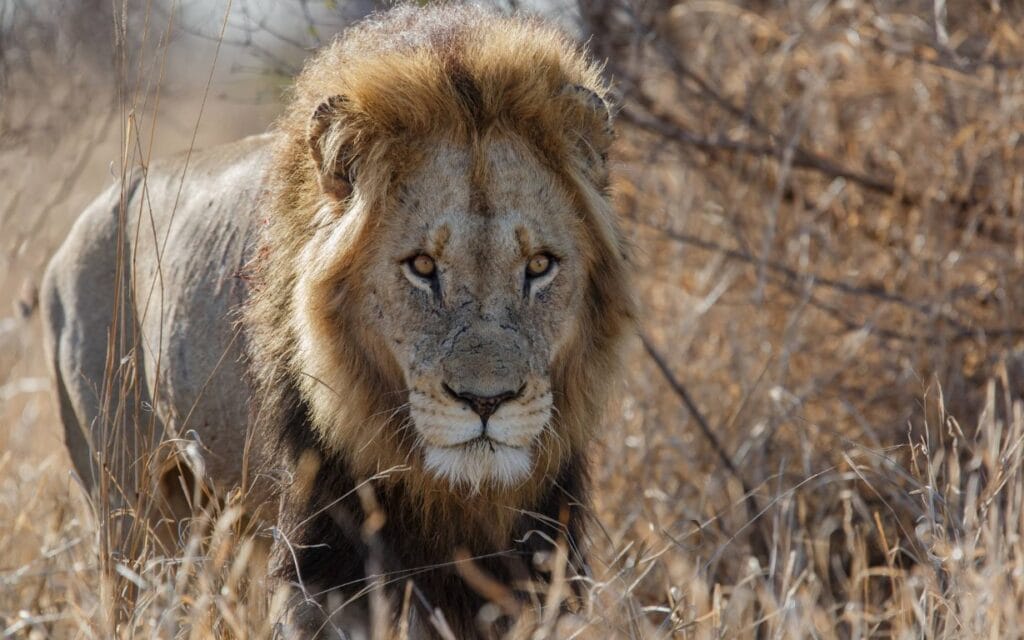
left=2, top=1, right=1024, bottom=637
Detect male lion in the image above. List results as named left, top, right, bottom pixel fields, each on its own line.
left=42, top=4, right=633, bottom=637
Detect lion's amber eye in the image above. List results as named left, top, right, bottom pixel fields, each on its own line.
left=409, top=254, right=436, bottom=278
left=526, top=253, right=553, bottom=278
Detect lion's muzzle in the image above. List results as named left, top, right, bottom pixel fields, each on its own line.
left=442, top=383, right=524, bottom=425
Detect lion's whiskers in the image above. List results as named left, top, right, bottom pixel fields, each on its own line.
left=354, top=402, right=412, bottom=455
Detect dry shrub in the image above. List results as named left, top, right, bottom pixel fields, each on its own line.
left=2, top=1, right=1024, bottom=637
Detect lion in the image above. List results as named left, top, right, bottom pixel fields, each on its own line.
left=41, top=4, right=634, bottom=637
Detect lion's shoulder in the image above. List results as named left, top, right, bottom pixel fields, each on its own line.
left=44, top=132, right=280, bottom=492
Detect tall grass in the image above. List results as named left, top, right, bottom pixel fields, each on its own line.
left=2, top=1, right=1024, bottom=637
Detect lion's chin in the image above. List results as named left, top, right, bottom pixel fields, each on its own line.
left=423, top=440, right=533, bottom=492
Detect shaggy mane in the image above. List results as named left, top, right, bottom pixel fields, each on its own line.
left=244, top=4, right=634, bottom=635
left=290, top=4, right=609, bottom=173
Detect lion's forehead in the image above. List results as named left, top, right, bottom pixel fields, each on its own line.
left=392, top=138, right=577, bottom=257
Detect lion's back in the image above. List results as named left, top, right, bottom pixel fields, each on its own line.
left=42, top=133, right=275, bottom=491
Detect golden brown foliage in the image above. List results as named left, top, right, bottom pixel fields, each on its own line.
left=2, top=1, right=1024, bottom=637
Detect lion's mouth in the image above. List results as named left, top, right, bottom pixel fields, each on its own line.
left=435, top=434, right=516, bottom=452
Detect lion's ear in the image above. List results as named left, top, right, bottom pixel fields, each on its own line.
left=308, top=95, right=354, bottom=201
left=561, top=84, right=614, bottom=186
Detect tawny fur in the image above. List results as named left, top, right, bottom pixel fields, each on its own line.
left=43, top=3, right=634, bottom=637
left=248, top=4, right=631, bottom=528
left=242, top=6, right=635, bottom=635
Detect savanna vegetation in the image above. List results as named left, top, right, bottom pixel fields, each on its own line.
left=2, top=1, right=1023, bottom=637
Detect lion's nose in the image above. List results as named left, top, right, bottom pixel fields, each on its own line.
left=443, top=384, right=522, bottom=425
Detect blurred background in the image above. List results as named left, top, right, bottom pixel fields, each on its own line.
left=2, top=1, right=1024, bottom=637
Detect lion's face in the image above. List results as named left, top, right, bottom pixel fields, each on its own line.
left=357, top=139, right=585, bottom=490
left=286, top=24, right=629, bottom=496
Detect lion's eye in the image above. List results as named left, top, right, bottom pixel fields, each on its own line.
left=525, top=253, right=553, bottom=278
left=408, top=254, right=437, bottom=278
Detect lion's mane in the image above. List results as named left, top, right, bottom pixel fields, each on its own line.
left=244, top=4, right=633, bottom=633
